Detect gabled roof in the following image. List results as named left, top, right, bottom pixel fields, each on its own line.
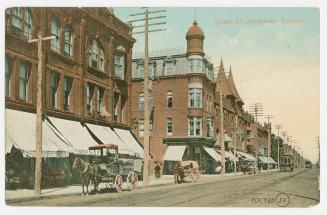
left=227, top=66, right=243, bottom=104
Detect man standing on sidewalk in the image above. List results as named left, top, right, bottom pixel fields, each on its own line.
left=155, top=163, right=161, bottom=180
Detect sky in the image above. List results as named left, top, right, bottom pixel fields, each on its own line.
left=114, top=7, right=320, bottom=163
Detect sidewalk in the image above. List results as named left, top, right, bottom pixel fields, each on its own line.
left=5, top=169, right=278, bottom=201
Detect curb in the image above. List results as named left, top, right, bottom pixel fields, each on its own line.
left=6, top=170, right=280, bottom=203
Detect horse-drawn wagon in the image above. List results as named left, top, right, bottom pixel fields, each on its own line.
left=72, top=144, right=141, bottom=195
left=171, top=160, right=200, bottom=184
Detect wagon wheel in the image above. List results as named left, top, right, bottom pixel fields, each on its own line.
left=114, top=175, right=123, bottom=193
left=127, top=171, right=138, bottom=191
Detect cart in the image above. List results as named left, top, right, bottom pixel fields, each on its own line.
left=88, top=144, right=141, bottom=193
left=171, top=160, right=200, bottom=184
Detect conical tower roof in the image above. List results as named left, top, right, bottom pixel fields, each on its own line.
left=216, top=58, right=233, bottom=96
left=227, top=66, right=243, bottom=104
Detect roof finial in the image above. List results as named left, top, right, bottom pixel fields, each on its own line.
left=194, top=8, right=197, bottom=21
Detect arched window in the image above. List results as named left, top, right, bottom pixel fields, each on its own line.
left=89, top=39, right=105, bottom=71
left=167, top=91, right=173, bottom=108
left=11, top=8, right=21, bottom=33
left=139, top=92, right=144, bottom=110
left=64, top=26, right=73, bottom=56
left=24, top=9, right=32, bottom=39
left=51, top=18, right=60, bottom=50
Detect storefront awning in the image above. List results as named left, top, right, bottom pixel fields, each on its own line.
left=217, top=150, right=239, bottom=161
left=5, top=109, right=72, bottom=157
left=47, top=116, right=98, bottom=155
left=203, top=147, right=221, bottom=162
left=236, top=151, right=256, bottom=161
left=163, top=146, right=186, bottom=161
left=267, top=157, right=277, bottom=164
left=114, top=128, right=144, bottom=157
left=86, top=124, right=140, bottom=156
left=258, top=156, right=270, bottom=163
left=225, top=151, right=239, bottom=161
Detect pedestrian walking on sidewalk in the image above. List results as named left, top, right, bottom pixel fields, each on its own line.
left=155, top=163, right=161, bottom=180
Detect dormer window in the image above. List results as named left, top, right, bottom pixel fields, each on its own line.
left=137, top=61, right=156, bottom=79
left=164, top=57, right=176, bottom=75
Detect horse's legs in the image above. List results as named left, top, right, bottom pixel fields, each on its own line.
left=81, top=182, right=85, bottom=195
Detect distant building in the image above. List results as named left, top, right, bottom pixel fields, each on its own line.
left=130, top=20, right=268, bottom=174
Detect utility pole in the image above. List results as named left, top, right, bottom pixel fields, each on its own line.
left=249, top=103, right=264, bottom=174
left=28, top=31, right=55, bottom=196
left=265, top=114, right=274, bottom=170
left=233, top=115, right=238, bottom=174
left=129, top=8, right=166, bottom=184
left=217, top=66, right=225, bottom=176
left=275, top=124, right=283, bottom=170
left=315, top=136, right=320, bottom=168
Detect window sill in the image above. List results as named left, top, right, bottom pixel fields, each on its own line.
left=87, top=66, right=108, bottom=78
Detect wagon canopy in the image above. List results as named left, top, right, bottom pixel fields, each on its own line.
left=88, top=144, right=118, bottom=150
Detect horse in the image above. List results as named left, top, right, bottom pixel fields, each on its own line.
left=72, top=157, right=100, bottom=195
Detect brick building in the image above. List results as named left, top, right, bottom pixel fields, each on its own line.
left=5, top=7, right=144, bottom=185
left=130, top=20, right=270, bottom=174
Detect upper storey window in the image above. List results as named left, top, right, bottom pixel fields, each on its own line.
left=51, top=18, right=61, bottom=51
left=188, top=55, right=203, bottom=73
left=164, top=57, right=176, bottom=75
left=188, top=83, right=202, bottom=108
left=10, top=8, right=33, bottom=39
left=89, top=39, right=105, bottom=72
left=137, top=61, right=156, bottom=79
left=24, top=9, right=32, bottom=39
left=11, top=8, right=21, bottom=33
left=64, top=26, right=73, bottom=56
left=114, top=55, right=125, bottom=79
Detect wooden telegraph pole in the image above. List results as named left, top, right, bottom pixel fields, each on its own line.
left=275, top=125, right=283, bottom=170
left=28, top=31, right=55, bottom=196
left=129, top=8, right=166, bottom=184
left=249, top=103, right=264, bottom=174
left=264, top=114, right=274, bottom=170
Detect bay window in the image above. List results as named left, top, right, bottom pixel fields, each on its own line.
left=189, top=87, right=202, bottom=108
left=189, top=59, right=202, bottom=73
left=188, top=117, right=202, bottom=137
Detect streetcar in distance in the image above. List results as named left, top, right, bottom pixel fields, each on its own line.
left=280, top=155, right=294, bottom=172
left=305, top=160, right=312, bottom=168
